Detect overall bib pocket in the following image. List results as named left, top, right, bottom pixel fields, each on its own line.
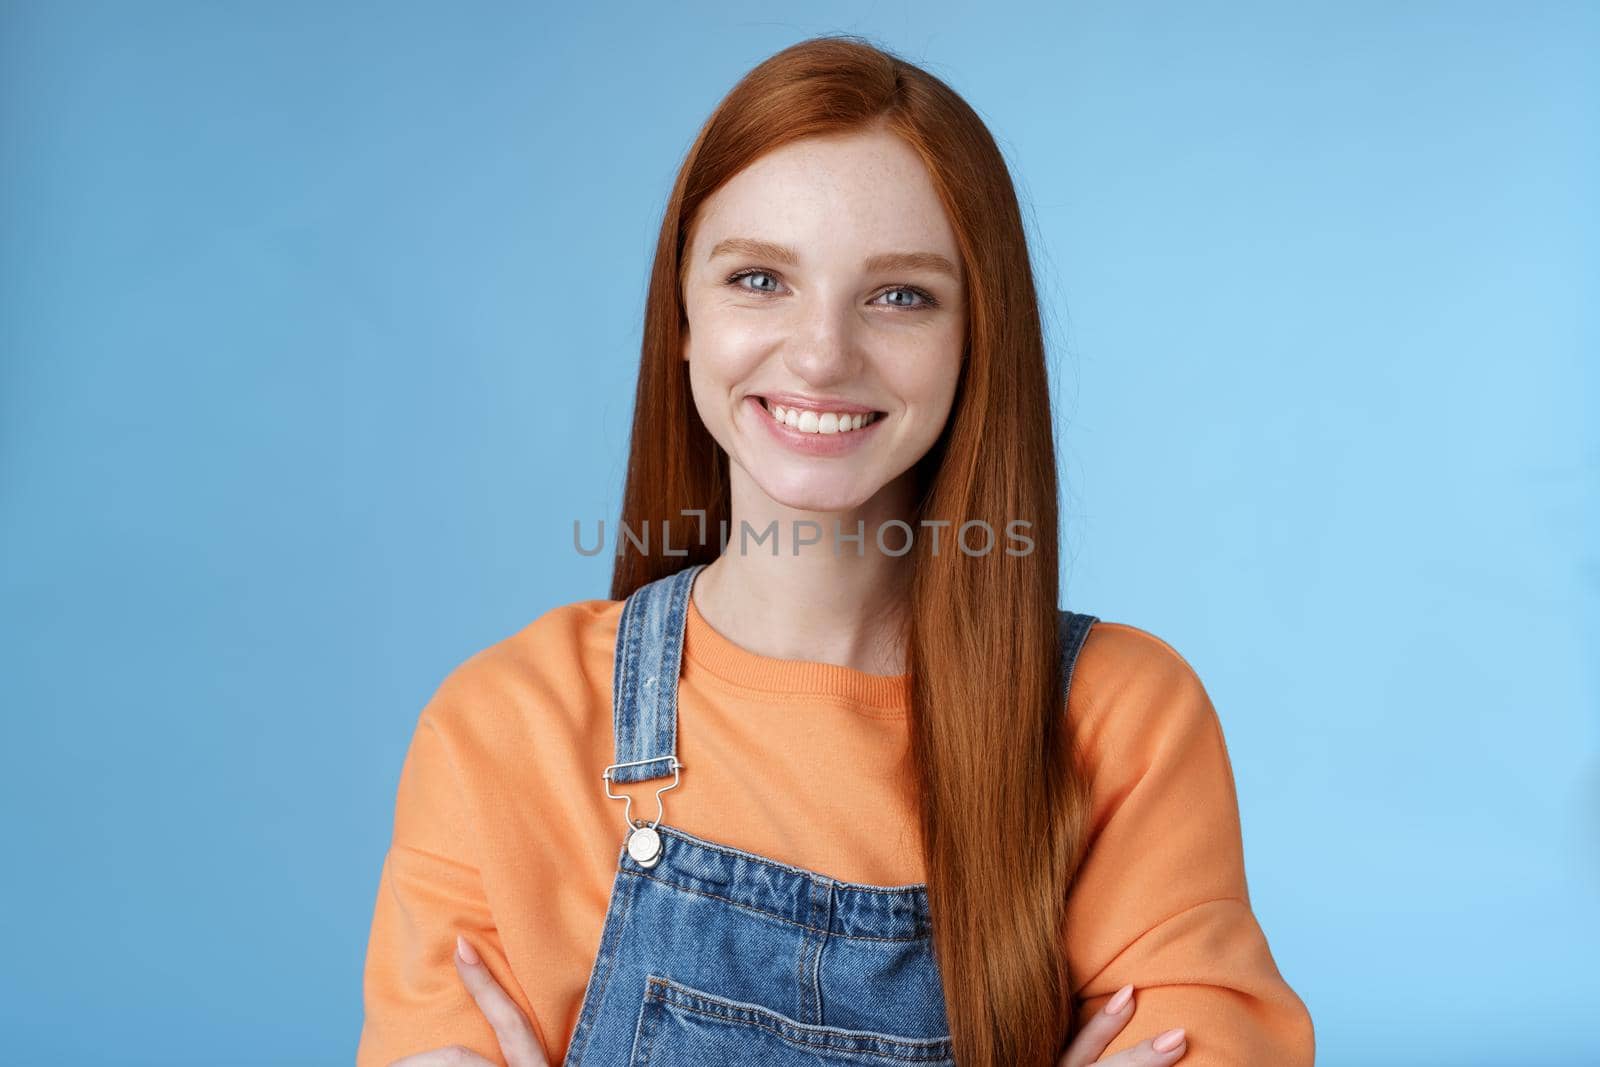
left=627, top=974, right=956, bottom=1067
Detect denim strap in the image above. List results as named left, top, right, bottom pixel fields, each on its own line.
left=1058, top=607, right=1099, bottom=697
left=608, top=562, right=706, bottom=784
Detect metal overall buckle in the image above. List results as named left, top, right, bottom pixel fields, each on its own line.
left=601, top=755, right=682, bottom=869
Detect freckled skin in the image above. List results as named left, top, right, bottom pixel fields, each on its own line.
left=680, top=127, right=967, bottom=519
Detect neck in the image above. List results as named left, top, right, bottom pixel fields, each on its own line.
left=691, top=475, right=916, bottom=678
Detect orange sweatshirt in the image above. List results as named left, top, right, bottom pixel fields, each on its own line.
left=356, top=594, right=1314, bottom=1066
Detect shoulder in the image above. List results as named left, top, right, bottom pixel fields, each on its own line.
left=418, top=596, right=625, bottom=749
left=1066, top=618, right=1225, bottom=766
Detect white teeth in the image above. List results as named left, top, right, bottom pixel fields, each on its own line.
left=761, top=399, right=878, bottom=435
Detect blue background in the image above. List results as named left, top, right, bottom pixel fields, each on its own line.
left=2, top=3, right=1594, bottom=1064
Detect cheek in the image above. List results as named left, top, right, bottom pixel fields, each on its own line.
left=885, top=330, right=965, bottom=407
left=683, top=317, right=771, bottom=393
left=683, top=346, right=748, bottom=449
left=684, top=360, right=725, bottom=428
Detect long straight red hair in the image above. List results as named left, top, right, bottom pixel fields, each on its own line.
left=608, top=35, right=1092, bottom=1067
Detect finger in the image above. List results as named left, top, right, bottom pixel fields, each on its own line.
left=1058, top=984, right=1135, bottom=1067
left=1090, top=1027, right=1189, bottom=1066
left=454, top=935, right=551, bottom=1067
left=388, top=1046, right=498, bottom=1066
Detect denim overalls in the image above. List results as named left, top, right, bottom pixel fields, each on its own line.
left=562, top=561, right=1099, bottom=1066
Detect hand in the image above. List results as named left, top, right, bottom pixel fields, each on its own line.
left=387, top=935, right=550, bottom=1067
left=1058, top=984, right=1188, bottom=1066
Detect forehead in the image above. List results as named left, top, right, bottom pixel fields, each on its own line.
left=689, top=129, right=960, bottom=266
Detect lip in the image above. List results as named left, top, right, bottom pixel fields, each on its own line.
left=746, top=395, right=884, bottom=456
left=753, top=391, right=883, bottom=416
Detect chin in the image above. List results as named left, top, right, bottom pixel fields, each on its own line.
left=757, top=474, right=875, bottom=516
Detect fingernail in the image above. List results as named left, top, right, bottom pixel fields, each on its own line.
left=1153, top=1028, right=1186, bottom=1053
left=1105, top=984, right=1134, bottom=1015
left=456, top=935, right=480, bottom=966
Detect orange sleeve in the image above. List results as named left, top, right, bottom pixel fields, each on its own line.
left=1066, top=625, right=1315, bottom=1065
left=355, top=686, right=538, bottom=1067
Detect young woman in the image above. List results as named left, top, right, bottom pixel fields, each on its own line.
left=357, top=36, right=1313, bottom=1067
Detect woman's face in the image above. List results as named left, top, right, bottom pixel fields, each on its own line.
left=681, top=126, right=967, bottom=515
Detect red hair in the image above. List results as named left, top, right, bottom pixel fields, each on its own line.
left=609, top=35, right=1090, bottom=1067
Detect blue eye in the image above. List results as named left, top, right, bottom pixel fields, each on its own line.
left=729, top=269, right=782, bottom=294
left=879, top=288, right=930, bottom=309
left=724, top=269, right=939, bottom=310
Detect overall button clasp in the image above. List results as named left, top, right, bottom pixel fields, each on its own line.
left=601, top=755, right=683, bottom=869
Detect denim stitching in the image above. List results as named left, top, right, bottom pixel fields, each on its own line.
left=562, top=860, right=640, bottom=1066
left=643, top=975, right=953, bottom=1063
left=619, top=869, right=925, bottom=943
left=657, top=826, right=931, bottom=897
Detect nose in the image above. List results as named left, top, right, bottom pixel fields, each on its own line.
left=781, top=302, right=864, bottom=388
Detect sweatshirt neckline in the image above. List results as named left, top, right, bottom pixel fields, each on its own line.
left=682, top=592, right=912, bottom=713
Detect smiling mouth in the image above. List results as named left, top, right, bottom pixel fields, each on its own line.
left=756, top=396, right=884, bottom=435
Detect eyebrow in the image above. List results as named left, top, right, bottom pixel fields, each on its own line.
left=706, top=237, right=961, bottom=282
